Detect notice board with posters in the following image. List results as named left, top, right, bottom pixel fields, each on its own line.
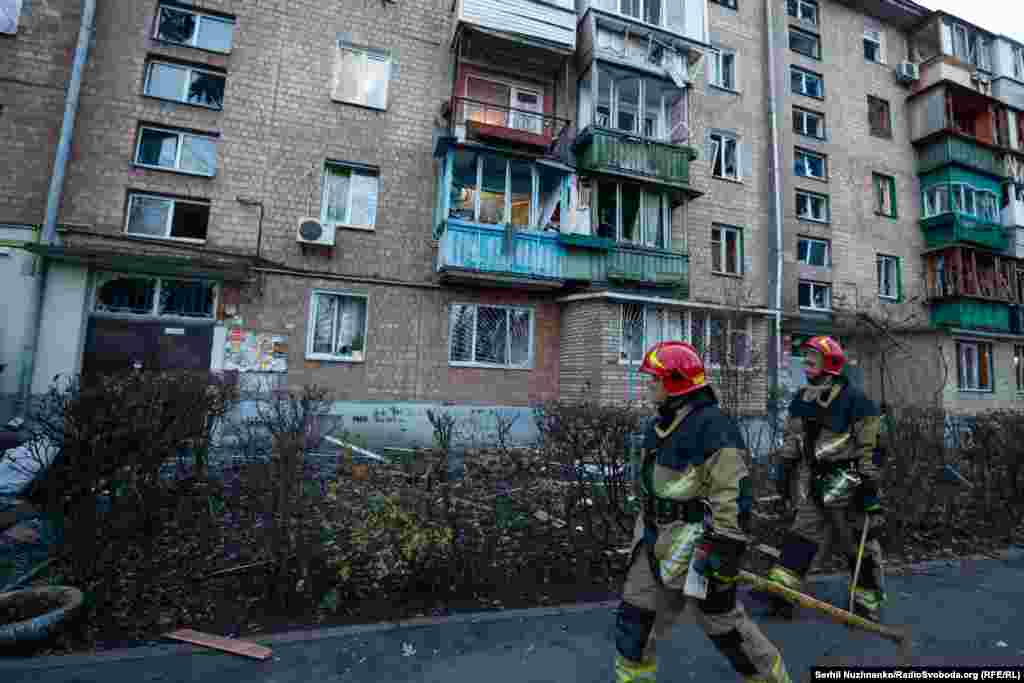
left=223, top=328, right=289, bottom=373
left=0, top=0, right=23, bottom=34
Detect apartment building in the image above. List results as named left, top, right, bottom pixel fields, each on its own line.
left=3, top=0, right=1024, bottom=442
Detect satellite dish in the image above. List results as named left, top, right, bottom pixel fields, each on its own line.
left=299, top=220, right=323, bottom=241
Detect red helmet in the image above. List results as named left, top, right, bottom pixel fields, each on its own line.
left=800, top=336, right=846, bottom=376
left=639, top=341, right=708, bottom=397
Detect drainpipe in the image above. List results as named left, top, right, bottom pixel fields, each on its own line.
left=18, top=0, right=97, bottom=414
left=765, top=0, right=785, bottom=405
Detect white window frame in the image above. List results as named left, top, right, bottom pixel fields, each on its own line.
left=710, top=132, right=741, bottom=181
left=306, top=290, right=370, bottom=363
left=793, top=107, right=824, bottom=139
left=133, top=125, right=218, bottom=177
left=124, top=192, right=209, bottom=243
left=143, top=60, right=225, bottom=110
left=798, top=280, right=832, bottom=312
left=786, top=0, right=818, bottom=26
left=619, top=305, right=754, bottom=370
left=795, top=148, right=827, bottom=180
left=797, top=236, right=830, bottom=267
left=92, top=272, right=219, bottom=321
left=791, top=66, right=823, bottom=98
left=923, top=183, right=999, bottom=222
left=956, top=339, right=993, bottom=392
left=711, top=224, right=743, bottom=276
left=447, top=303, right=535, bottom=370
left=789, top=27, right=821, bottom=60
left=617, top=0, right=667, bottom=27
left=153, top=2, right=235, bottom=53
left=1013, top=45, right=1024, bottom=81
left=595, top=181, right=672, bottom=248
left=333, top=42, right=392, bottom=111
left=591, top=64, right=678, bottom=141
left=796, top=189, right=829, bottom=222
left=877, top=254, right=899, bottom=300
left=708, top=47, right=738, bottom=91
left=463, top=75, right=545, bottom=135
left=321, top=161, right=380, bottom=231
left=863, top=22, right=885, bottom=64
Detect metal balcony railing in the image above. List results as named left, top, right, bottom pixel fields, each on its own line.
left=449, top=96, right=570, bottom=150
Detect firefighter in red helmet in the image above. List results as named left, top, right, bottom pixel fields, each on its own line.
left=612, top=341, right=791, bottom=683
left=757, top=335, right=886, bottom=622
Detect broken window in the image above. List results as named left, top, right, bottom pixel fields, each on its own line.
left=621, top=303, right=645, bottom=363
left=538, top=168, right=563, bottom=229
left=874, top=173, right=896, bottom=217
left=448, top=304, right=533, bottom=368
left=308, top=292, right=368, bottom=360
left=794, top=148, right=826, bottom=179
left=322, top=161, right=379, bottom=228
left=796, top=190, right=829, bottom=221
left=144, top=60, right=225, bottom=109
left=509, top=159, right=533, bottom=228
left=155, top=3, right=234, bottom=52
left=868, top=96, right=892, bottom=138
left=135, top=126, right=217, bottom=176
left=95, top=276, right=156, bottom=315
left=789, top=27, right=820, bottom=59
left=333, top=42, right=391, bottom=110
left=956, top=340, right=992, bottom=391
left=594, top=181, right=669, bottom=244
left=93, top=274, right=216, bottom=319
left=126, top=193, right=209, bottom=242
left=159, top=279, right=217, bottom=318
left=710, top=132, right=739, bottom=180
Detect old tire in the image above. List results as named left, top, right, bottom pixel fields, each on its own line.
left=0, top=586, right=84, bottom=646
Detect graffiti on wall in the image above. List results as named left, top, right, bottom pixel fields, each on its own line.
left=224, top=328, right=288, bottom=373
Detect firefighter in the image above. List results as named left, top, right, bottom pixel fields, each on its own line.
left=613, top=341, right=790, bottom=683
left=762, top=336, right=886, bottom=622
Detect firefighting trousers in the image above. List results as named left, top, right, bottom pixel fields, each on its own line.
left=613, top=548, right=791, bottom=683
left=769, top=499, right=886, bottom=611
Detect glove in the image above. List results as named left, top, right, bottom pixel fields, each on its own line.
left=691, top=535, right=746, bottom=585
left=859, top=482, right=883, bottom=515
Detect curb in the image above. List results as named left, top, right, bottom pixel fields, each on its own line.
left=1, top=546, right=1021, bottom=671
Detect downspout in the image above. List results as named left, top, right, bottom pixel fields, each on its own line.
left=765, top=0, right=784, bottom=403
left=18, top=0, right=97, bottom=413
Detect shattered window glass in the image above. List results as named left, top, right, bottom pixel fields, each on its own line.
left=475, top=306, right=508, bottom=365
left=449, top=304, right=475, bottom=362
left=95, top=276, right=156, bottom=315
left=159, top=280, right=216, bottom=318
left=156, top=5, right=196, bottom=45
left=188, top=70, right=225, bottom=109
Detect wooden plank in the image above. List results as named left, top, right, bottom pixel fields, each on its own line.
left=164, top=629, right=272, bottom=660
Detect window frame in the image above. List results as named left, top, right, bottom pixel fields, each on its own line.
left=619, top=304, right=754, bottom=370
left=798, top=280, right=832, bottom=312
left=873, top=172, right=897, bottom=218
left=710, top=131, right=741, bottom=181
left=868, top=95, right=893, bottom=139
left=797, top=236, right=830, bottom=267
left=1015, top=343, right=1024, bottom=393
left=306, top=290, right=371, bottom=363
left=955, top=339, right=994, bottom=393
left=152, top=2, right=235, bottom=54
left=708, top=47, right=738, bottom=92
left=447, top=302, right=535, bottom=370
left=794, top=148, right=828, bottom=180
left=321, top=160, right=381, bottom=231
left=877, top=254, right=900, bottom=301
left=795, top=189, right=830, bottom=223
left=711, top=224, right=744, bottom=276
left=593, top=181, right=672, bottom=247
left=710, top=0, right=738, bottom=9
left=1013, top=45, right=1024, bottom=81
left=332, top=41, right=393, bottom=111
left=793, top=106, right=825, bottom=140
left=124, top=192, right=210, bottom=244
left=922, top=182, right=1000, bottom=222
left=143, top=59, right=226, bottom=110
left=91, top=272, right=219, bottom=321
left=786, top=0, right=818, bottom=26
left=133, top=125, right=218, bottom=177
left=789, top=26, right=821, bottom=60
left=863, top=22, right=885, bottom=64
left=790, top=66, right=824, bottom=99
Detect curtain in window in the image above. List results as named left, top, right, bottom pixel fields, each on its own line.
left=333, top=297, right=365, bottom=355
left=312, top=294, right=337, bottom=355
left=323, top=165, right=350, bottom=224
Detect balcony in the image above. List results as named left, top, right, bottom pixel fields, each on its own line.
left=916, top=133, right=1002, bottom=178
left=451, top=0, right=576, bottom=53
left=447, top=97, right=570, bottom=154
left=921, top=214, right=1007, bottom=251
left=574, top=127, right=699, bottom=194
left=560, top=237, right=689, bottom=293
left=924, top=245, right=1019, bottom=304
left=930, top=299, right=1010, bottom=333
left=437, top=219, right=565, bottom=289
left=578, top=0, right=708, bottom=51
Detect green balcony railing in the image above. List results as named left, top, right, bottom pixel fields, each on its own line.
left=930, top=299, right=1011, bottom=332
left=574, top=127, right=698, bottom=191
left=561, top=240, right=689, bottom=295
left=916, top=134, right=1002, bottom=178
left=920, top=214, right=1008, bottom=251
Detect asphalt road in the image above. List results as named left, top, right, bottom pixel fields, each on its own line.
left=1, top=550, right=1022, bottom=682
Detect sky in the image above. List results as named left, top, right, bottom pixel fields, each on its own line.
left=918, top=0, right=1024, bottom=44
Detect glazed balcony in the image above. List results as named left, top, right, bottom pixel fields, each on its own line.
left=447, top=97, right=570, bottom=154
left=574, top=127, right=698, bottom=193
left=452, top=0, right=576, bottom=53
left=916, top=133, right=1002, bottom=178
left=437, top=218, right=565, bottom=289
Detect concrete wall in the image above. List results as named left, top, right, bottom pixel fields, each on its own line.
left=31, top=263, right=89, bottom=394
left=0, top=227, right=37, bottom=398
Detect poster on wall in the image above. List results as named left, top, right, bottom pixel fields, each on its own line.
left=223, top=328, right=288, bottom=373
left=0, top=0, right=23, bottom=34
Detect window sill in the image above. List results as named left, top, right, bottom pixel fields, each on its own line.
left=869, top=132, right=894, bottom=141
left=712, top=270, right=744, bottom=279
left=449, top=361, right=533, bottom=371
left=797, top=261, right=831, bottom=268
left=142, top=94, right=223, bottom=112
left=874, top=211, right=898, bottom=220
left=879, top=295, right=900, bottom=302
left=710, top=1, right=738, bottom=10
left=712, top=175, right=744, bottom=184
left=326, top=222, right=376, bottom=233
left=708, top=84, right=741, bottom=95
left=91, top=311, right=217, bottom=324
left=792, top=91, right=825, bottom=102
left=152, top=38, right=233, bottom=57
left=132, top=162, right=216, bottom=179
left=795, top=174, right=829, bottom=184
left=799, top=307, right=832, bottom=314
left=329, top=95, right=388, bottom=112
left=795, top=132, right=827, bottom=142
left=123, top=232, right=207, bottom=245
left=790, top=50, right=822, bottom=62
left=957, top=389, right=994, bottom=395
left=797, top=216, right=831, bottom=225
left=306, top=353, right=365, bottom=363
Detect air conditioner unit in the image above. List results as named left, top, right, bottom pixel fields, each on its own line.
left=296, top=217, right=336, bottom=246
left=895, top=60, right=919, bottom=84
